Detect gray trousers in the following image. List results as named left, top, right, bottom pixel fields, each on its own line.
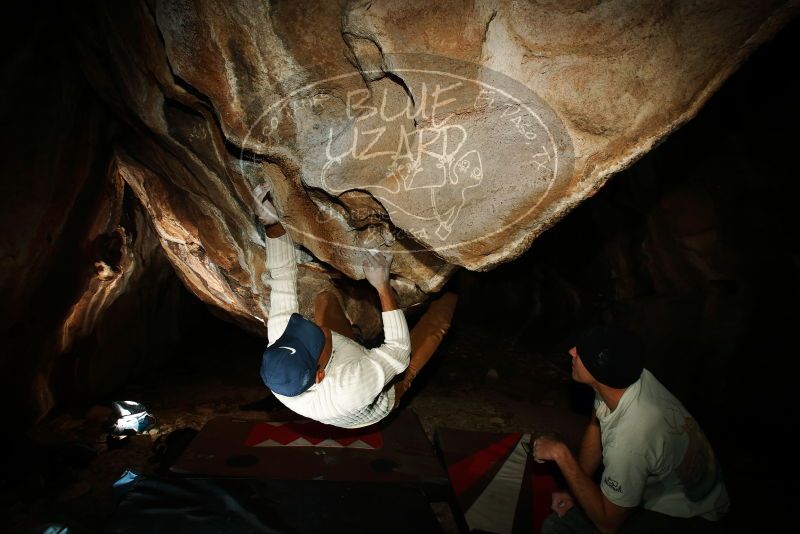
left=541, top=506, right=718, bottom=534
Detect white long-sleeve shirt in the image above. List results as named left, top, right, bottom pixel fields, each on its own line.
left=264, top=232, right=411, bottom=428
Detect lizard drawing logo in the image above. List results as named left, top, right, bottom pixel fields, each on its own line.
left=321, top=121, right=484, bottom=242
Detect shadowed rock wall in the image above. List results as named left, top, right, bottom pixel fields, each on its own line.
left=2, top=0, right=797, bottom=422
left=0, top=12, right=187, bottom=423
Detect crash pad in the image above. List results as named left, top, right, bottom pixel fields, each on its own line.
left=108, top=475, right=442, bottom=533
left=171, top=409, right=449, bottom=490
left=435, top=428, right=560, bottom=534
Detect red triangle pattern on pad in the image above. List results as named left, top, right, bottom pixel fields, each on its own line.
left=244, top=420, right=384, bottom=449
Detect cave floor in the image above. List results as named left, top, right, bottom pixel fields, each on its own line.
left=6, top=318, right=766, bottom=533
left=7, top=321, right=584, bottom=533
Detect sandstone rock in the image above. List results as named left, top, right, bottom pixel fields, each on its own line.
left=4, top=1, right=796, bottom=424
left=0, top=10, right=186, bottom=422
left=65, top=0, right=796, bottom=337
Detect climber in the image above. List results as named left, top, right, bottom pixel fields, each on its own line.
left=533, top=326, right=729, bottom=534
left=250, top=183, right=456, bottom=428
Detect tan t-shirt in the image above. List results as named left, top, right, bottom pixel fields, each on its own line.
left=595, top=370, right=730, bottom=520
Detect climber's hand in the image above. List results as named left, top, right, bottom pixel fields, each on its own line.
left=363, top=250, right=398, bottom=312
left=362, top=250, right=393, bottom=289
left=251, top=183, right=279, bottom=226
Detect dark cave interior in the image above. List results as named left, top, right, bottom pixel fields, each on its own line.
left=1, top=3, right=799, bottom=533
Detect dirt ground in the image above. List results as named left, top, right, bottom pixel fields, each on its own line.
left=4, top=314, right=593, bottom=533
left=2, top=313, right=767, bottom=533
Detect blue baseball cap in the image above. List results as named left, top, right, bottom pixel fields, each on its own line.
left=260, top=313, right=325, bottom=396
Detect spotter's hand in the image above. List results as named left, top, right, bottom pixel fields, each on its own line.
left=550, top=491, right=575, bottom=518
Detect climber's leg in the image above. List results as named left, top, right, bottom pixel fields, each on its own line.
left=313, top=290, right=357, bottom=341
